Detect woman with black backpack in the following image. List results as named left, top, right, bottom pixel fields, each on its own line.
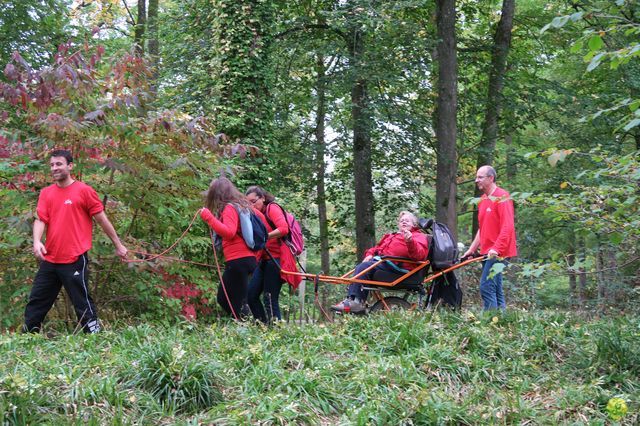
left=245, top=186, right=290, bottom=324
left=200, top=177, right=259, bottom=319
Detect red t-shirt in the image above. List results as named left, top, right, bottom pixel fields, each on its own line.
left=200, top=204, right=257, bottom=261
left=477, top=186, right=518, bottom=257
left=37, top=181, right=104, bottom=264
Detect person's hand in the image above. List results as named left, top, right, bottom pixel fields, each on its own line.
left=33, top=241, right=47, bottom=261
left=487, top=249, right=499, bottom=258
left=403, top=229, right=412, bottom=242
left=363, top=255, right=373, bottom=262
left=115, top=243, right=128, bottom=260
left=200, top=207, right=213, bottom=221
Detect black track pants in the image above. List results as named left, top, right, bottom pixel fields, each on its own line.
left=217, top=256, right=257, bottom=319
left=24, top=253, right=100, bottom=333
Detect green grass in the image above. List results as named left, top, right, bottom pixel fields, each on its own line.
left=1, top=310, right=638, bottom=424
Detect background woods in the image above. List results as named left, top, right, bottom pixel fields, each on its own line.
left=1, top=0, right=639, bottom=329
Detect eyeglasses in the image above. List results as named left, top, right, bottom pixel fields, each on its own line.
left=248, top=197, right=261, bottom=204
left=476, top=175, right=490, bottom=180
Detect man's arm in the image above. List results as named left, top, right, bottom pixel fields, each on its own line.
left=33, top=218, right=47, bottom=261
left=93, top=211, right=127, bottom=258
left=463, top=230, right=481, bottom=258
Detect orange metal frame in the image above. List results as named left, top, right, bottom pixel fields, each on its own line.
left=280, top=255, right=486, bottom=289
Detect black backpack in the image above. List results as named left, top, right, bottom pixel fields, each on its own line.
left=419, top=218, right=459, bottom=270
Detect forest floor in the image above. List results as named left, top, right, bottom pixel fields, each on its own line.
left=1, top=309, right=638, bottom=424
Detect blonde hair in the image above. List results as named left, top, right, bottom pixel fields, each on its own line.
left=397, top=211, right=418, bottom=227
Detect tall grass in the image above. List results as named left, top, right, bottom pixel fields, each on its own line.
left=1, top=310, right=638, bottom=424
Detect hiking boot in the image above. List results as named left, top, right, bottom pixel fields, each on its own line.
left=331, top=298, right=366, bottom=314
left=348, top=298, right=366, bottom=314
left=331, top=298, right=352, bottom=313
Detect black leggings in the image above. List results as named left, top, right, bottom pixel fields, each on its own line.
left=218, top=256, right=257, bottom=319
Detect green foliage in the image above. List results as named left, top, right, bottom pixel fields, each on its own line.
left=0, top=0, right=69, bottom=67
left=123, top=339, right=223, bottom=414
left=1, top=312, right=639, bottom=423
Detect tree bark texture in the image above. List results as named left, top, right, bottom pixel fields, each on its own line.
left=434, top=0, right=458, bottom=237
left=147, top=0, right=159, bottom=97
left=472, top=0, right=515, bottom=237
left=134, top=0, right=146, bottom=56
left=348, top=27, right=376, bottom=260
left=315, top=53, right=331, bottom=274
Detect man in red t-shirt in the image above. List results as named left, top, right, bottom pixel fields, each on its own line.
left=462, top=165, right=517, bottom=310
left=24, top=149, right=127, bottom=333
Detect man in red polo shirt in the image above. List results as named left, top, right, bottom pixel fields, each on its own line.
left=462, top=165, right=517, bottom=310
left=24, top=149, right=127, bottom=333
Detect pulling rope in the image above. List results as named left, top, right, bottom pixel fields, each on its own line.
left=127, top=250, right=214, bottom=268
left=210, top=231, right=239, bottom=321
left=123, top=210, right=202, bottom=264
left=119, top=209, right=239, bottom=320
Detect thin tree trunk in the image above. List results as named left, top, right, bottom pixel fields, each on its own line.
left=568, top=230, right=577, bottom=306
left=434, top=0, right=458, bottom=237
left=348, top=28, right=376, bottom=259
left=315, top=53, right=330, bottom=274
left=505, top=133, right=517, bottom=180
left=577, top=234, right=587, bottom=303
left=472, top=0, right=515, bottom=236
left=147, top=0, right=159, bottom=98
left=596, top=240, right=606, bottom=304
left=134, top=0, right=146, bottom=56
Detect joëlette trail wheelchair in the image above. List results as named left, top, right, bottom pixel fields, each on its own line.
left=279, top=218, right=486, bottom=314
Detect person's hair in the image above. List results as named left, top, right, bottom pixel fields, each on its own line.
left=397, top=211, right=418, bottom=227
left=481, top=165, right=497, bottom=182
left=50, top=149, right=73, bottom=164
left=204, top=177, right=252, bottom=216
left=245, top=185, right=276, bottom=204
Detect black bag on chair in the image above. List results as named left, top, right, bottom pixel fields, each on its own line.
left=427, top=271, right=462, bottom=308
left=419, top=218, right=459, bottom=270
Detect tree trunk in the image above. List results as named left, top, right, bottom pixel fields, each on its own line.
left=348, top=27, right=376, bottom=259
left=505, top=133, right=517, bottom=180
left=315, top=53, right=331, bottom=274
left=568, top=230, right=577, bottom=306
left=472, top=0, right=515, bottom=236
left=434, top=0, right=458, bottom=237
left=577, top=234, right=587, bottom=303
left=134, top=0, right=146, bottom=56
left=147, top=0, right=159, bottom=98
left=596, top=240, right=606, bottom=305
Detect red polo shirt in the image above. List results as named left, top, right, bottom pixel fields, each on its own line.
left=477, top=186, right=517, bottom=257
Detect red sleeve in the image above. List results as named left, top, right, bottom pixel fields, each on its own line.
left=364, top=234, right=388, bottom=258
left=36, top=190, right=49, bottom=224
left=200, top=205, right=239, bottom=239
left=406, top=230, right=429, bottom=260
left=491, top=197, right=515, bottom=255
left=266, top=204, right=289, bottom=236
left=83, top=185, right=104, bottom=216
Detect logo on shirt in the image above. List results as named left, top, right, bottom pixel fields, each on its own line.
left=64, top=199, right=73, bottom=205
left=73, top=271, right=80, bottom=276
left=486, top=207, right=492, bottom=213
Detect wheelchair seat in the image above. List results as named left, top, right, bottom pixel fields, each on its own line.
left=370, top=267, right=428, bottom=290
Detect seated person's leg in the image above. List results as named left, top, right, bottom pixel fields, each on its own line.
left=332, top=260, right=377, bottom=313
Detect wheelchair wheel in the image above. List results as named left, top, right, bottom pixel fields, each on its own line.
left=369, top=296, right=411, bottom=313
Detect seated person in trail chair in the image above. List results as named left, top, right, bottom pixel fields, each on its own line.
left=331, top=211, right=430, bottom=314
